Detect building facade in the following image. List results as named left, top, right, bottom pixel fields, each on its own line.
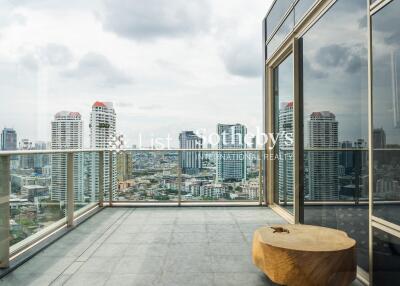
left=51, top=111, right=84, bottom=202
left=278, top=102, right=294, bottom=205
left=264, top=0, right=400, bottom=283
left=89, top=101, right=117, bottom=200
left=179, top=131, right=203, bottom=174
left=216, top=124, right=247, bottom=182
left=117, top=152, right=133, bottom=183
left=307, top=111, right=339, bottom=200
left=1, top=128, right=17, bottom=151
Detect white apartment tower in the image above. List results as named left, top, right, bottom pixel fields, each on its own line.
left=217, top=124, right=247, bottom=182
left=307, top=111, right=339, bottom=200
left=179, top=131, right=203, bottom=175
left=278, top=102, right=293, bottom=204
left=89, top=101, right=117, bottom=200
left=51, top=111, right=84, bottom=202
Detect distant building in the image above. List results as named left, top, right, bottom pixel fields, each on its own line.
left=19, top=139, right=33, bottom=150
left=250, top=136, right=257, bottom=148
left=242, top=181, right=259, bottom=200
left=373, top=128, right=386, bottom=148
left=117, top=152, right=133, bottom=182
left=278, top=102, right=294, bottom=204
left=51, top=111, right=84, bottom=202
left=33, top=141, right=50, bottom=170
left=89, top=101, right=117, bottom=200
left=19, top=139, right=34, bottom=169
left=217, top=124, right=247, bottom=182
left=1, top=128, right=17, bottom=150
left=21, top=185, right=48, bottom=202
left=339, top=141, right=353, bottom=174
left=307, top=111, right=339, bottom=200
left=179, top=131, right=203, bottom=174
left=199, top=183, right=227, bottom=200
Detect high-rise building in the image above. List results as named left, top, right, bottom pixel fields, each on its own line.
left=117, top=152, right=132, bottom=182
left=1, top=128, right=17, bottom=151
left=278, top=102, right=293, bottom=204
left=373, top=128, right=386, bottom=148
left=339, top=141, right=353, bottom=174
left=51, top=111, right=84, bottom=202
left=217, top=124, right=247, bottom=182
left=179, top=131, right=203, bottom=174
left=89, top=101, right=117, bottom=200
left=307, top=111, right=339, bottom=200
left=250, top=136, right=257, bottom=148
left=33, top=141, right=50, bottom=171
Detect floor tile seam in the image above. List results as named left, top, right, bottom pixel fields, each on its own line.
left=48, top=209, right=133, bottom=285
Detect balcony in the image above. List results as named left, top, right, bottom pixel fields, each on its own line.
left=0, top=206, right=365, bottom=286
left=0, top=149, right=369, bottom=285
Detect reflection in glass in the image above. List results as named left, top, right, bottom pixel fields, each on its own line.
left=266, top=0, right=294, bottom=40
left=114, top=150, right=261, bottom=202
left=295, top=0, right=316, bottom=24
left=75, top=152, right=99, bottom=212
left=273, top=54, right=294, bottom=213
left=115, top=151, right=178, bottom=201
left=301, top=0, right=368, bottom=271
left=10, top=154, right=66, bottom=246
left=373, top=228, right=400, bottom=284
left=372, top=0, right=400, bottom=226
left=267, top=11, right=295, bottom=59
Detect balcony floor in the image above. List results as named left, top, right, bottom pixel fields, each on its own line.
left=0, top=207, right=363, bottom=286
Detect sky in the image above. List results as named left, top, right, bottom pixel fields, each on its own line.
left=0, top=0, right=274, bottom=148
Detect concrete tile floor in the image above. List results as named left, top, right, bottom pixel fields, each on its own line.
left=0, top=207, right=364, bottom=286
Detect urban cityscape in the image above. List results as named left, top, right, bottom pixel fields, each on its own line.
left=2, top=101, right=262, bottom=245
left=3, top=99, right=395, bottom=246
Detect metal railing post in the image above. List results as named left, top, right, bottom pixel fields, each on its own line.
left=178, top=151, right=182, bottom=206
left=99, top=151, right=104, bottom=207
left=109, top=152, right=113, bottom=207
left=0, top=155, right=10, bottom=268
left=258, top=150, right=263, bottom=206
left=67, top=152, right=74, bottom=228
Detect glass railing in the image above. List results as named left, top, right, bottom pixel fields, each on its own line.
left=114, top=149, right=264, bottom=204
left=0, top=148, right=265, bottom=267
left=10, top=153, right=66, bottom=247
left=115, top=150, right=179, bottom=202
left=1, top=150, right=103, bottom=258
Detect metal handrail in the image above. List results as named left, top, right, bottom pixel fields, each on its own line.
left=0, top=148, right=265, bottom=156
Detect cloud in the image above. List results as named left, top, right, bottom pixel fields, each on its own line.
left=39, top=44, right=73, bottom=65
left=220, top=35, right=261, bottom=78
left=303, top=58, right=328, bottom=79
left=100, top=0, right=211, bottom=40
left=18, top=44, right=73, bottom=71
left=19, top=53, right=39, bottom=71
left=315, top=44, right=366, bottom=73
left=62, top=53, right=132, bottom=87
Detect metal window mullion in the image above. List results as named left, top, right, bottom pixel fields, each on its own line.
left=293, top=37, right=304, bottom=224
left=367, top=0, right=374, bottom=282
left=267, top=66, right=275, bottom=206
left=370, top=0, right=393, bottom=15
left=258, top=150, right=263, bottom=205
left=67, top=152, right=74, bottom=227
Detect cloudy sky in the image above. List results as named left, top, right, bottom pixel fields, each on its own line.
left=0, top=0, right=273, bottom=147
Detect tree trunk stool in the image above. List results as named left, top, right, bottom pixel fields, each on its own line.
left=252, top=224, right=356, bottom=286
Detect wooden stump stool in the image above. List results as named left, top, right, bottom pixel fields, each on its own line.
left=252, top=224, right=356, bottom=286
